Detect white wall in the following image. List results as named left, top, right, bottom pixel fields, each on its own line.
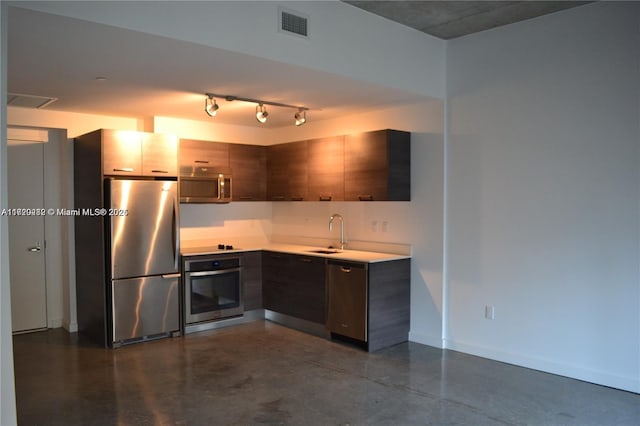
left=15, top=1, right=445, bottom=99
left=0, top=1, right=18, bottom=424
left=446, top=2, right=640, bottom=393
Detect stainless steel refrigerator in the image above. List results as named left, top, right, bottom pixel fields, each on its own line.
left=107, top=179, right=180, bottom=345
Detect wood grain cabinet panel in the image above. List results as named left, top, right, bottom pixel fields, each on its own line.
left=101, top=130, right=142, bottom=176
left=267, top=141, right=308, bottom=201
left=242, top=251, right=263, bottom=311
left=141, top=133, right=178, bottom=176
left=229, top=144, right=267, bottom=201
left=345, top=129, right=410, bottom=201
left=179, top=139, right=229, bottom=170
left=307, top=136, right=344, bottom=201
left=261, top=252, right=326, bottom=324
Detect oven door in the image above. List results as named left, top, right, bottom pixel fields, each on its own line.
left=184, top=267, right=243, bottom=324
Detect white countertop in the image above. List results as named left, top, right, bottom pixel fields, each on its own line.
left=181, top=242, right=410, bottom=263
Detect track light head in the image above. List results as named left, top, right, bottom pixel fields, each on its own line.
left=204, top=95, right=219, bottom=117
left=294, top=109, right=307, bottom=126
left=256, top=104, right=268, bottom=124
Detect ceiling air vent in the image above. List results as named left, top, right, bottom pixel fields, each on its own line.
left=8, top=93, right=57, bottom=109
left=280, top=8, right=309, bottom=38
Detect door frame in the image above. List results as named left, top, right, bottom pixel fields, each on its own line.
left=7, top=126, right=76, bottom=332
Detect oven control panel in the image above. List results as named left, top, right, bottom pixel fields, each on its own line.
left=185, top=257, right=241, bottom=272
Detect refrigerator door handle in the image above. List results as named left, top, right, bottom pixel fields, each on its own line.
left=172, top=198, right=179, bottom=270
left=161, top=273, right=181, bottom=279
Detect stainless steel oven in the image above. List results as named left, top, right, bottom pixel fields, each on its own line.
left=183, top=256, right=243, bottom=327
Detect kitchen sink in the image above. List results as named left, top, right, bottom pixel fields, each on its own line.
left=307, top=249, right=341, bottom=254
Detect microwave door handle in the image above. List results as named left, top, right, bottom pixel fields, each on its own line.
left=217, top=176, right=222, bottom=201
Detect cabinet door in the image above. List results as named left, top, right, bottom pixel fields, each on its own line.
left=179, top=139, right=229, bottom=169
left=142, top=133, right=178, bottom=176
left=344, top=130, right=410, bottom=201
left=267, top=141, right=307, bottom=201
left=242, top=251, right=263, bottom=311
left=262, top=252, right=292, bottom=313
left=288, top=255, right=326, bottom=324
left=344, top=130, right=389, bottom=201
left=229, top=144, right=267, bottom=201
left=102, top=130, right=142, bottom=176
left=308, top=136, right=344, bottom=201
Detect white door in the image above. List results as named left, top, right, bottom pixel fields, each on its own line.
left=8, top=142, right=48, bottom=333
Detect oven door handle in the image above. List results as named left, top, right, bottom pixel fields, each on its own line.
left=187, top=268, right=242, bottom=277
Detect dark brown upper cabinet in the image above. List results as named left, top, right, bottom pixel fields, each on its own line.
left=307, top=136, right=345, bottom=201
left=267, top=140, right=308, bottom=201
left=229, top=143, right=267, bottom=201
left=344, top=129, right=410, bottom=201
left=179, top=138, right=229, bottom=170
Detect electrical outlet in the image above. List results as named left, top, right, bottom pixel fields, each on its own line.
left=371, top=220, right=378, bottom=232
left=382, top=221, right=389, bottom=232
left=485, top=305, right=495, bottom=320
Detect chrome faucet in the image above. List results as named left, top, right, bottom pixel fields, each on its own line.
left=329, top=213, right=346, bottom=251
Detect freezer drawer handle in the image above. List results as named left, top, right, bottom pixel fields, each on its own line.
left=161, top=273, right=181, bottom=279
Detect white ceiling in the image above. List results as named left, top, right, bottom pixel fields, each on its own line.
left=7, top=5, right=432, bottom=129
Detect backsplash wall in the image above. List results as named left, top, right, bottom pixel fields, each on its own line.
left=179, top=202, right=272, bottom=248
left=270, top=201, right=412, bottom=253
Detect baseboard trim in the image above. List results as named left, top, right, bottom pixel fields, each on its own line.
left=47, top=318, right=63, bottom=329
left=444, top=338, right=640, bottom=394
left=408, top=331, right=444, bottom=349
left=63, top=320, right=78, bottom=333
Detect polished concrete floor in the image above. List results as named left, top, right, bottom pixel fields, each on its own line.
left=13, top=321, right=640, bottom=426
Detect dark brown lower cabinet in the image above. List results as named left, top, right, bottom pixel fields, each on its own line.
left=242, top=251, right=263, bottom=311
left=261, top=250, right=410, bottom=351
left=262, top=251, right=326, bottom=324
left=367, top=258, right=410, bottom=351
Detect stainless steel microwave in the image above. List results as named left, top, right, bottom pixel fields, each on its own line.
left=179, top=166, right=232, bottom=203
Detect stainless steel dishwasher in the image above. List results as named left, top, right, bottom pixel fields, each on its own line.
left=326, top=260, right=368, bottom=341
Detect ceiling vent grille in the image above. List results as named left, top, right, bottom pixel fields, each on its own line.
left=8, top=93, right=58, bottom=109
left=280, top=8, right=308, bottom=37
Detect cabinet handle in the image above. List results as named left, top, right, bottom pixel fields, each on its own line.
left=358, top=195, right=373, bottom=201
left=272, top=196, right=285, bottom=201
left=194, top=160, right=210, bottom=164
left=300, top=258, right=312, bottom=263
left=151, top=170, right=169, bottom=174
left=113, top=168, right=134, bottom=172
left=340, top=266, right=352, bottom=273
left=239, top=196, right=254, bottom=201
left=319, top=195, right=332, bottom=201
left=290, top=196, right=304, bottom=201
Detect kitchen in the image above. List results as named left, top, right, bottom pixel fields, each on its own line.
left=2, top=1, right=640, bottom=424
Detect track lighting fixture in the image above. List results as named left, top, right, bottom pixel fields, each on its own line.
left=203, top=92, right=309, bottom=126
left=204, top=95, right=219, bottom=117
left=255, top=104, right=269, bottom=123
left=294, top=109, right=306, bottom=126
